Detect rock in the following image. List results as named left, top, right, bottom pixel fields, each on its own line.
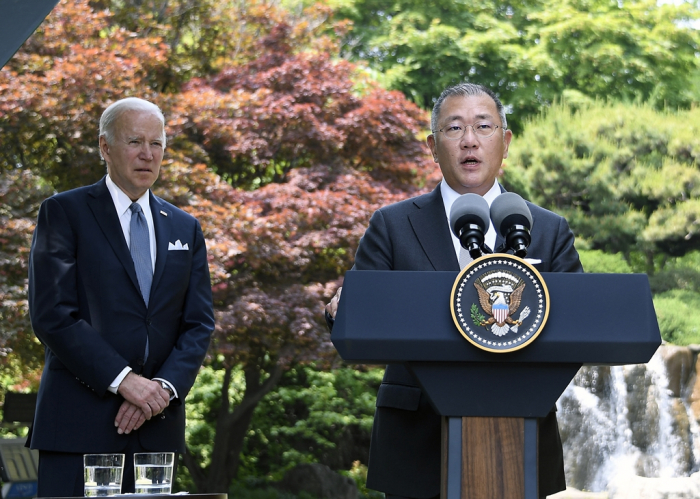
left=669, top=398, right=693, bottom=475
left=659, top=345, right=694, bottom=398
left=574, top=366, right=612, bottom=398
left=558, top=384, right=616, bottom=490
left=607, top=472, right=700, bottom=499
left=685, top=352, right=700, bottom=422
left=624, top=364, right=659, bottom=452
left=686, top=344, right=700, bottom=354
left=276, top=463, right=359, bottom=499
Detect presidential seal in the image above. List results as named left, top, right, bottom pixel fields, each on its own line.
left=450, top=254, right=549, bottom=353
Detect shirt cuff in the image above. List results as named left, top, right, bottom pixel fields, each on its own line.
left=153, top=378, right=178, bottom=400
left=108, top=366, right=132, bottom=394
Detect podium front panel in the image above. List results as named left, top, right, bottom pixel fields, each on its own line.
left=332, top=271, right=660, bottom=366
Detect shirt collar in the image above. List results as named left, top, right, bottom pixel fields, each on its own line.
left=440, top=178, right=501, bottom=219
left=105, top=174, right=150, bottom=216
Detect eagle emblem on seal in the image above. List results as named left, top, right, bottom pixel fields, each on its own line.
left=473, top=271, right=531, bottom=337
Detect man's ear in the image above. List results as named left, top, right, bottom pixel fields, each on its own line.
left=427, top=134, right=438, bottom=163
left=502, top=129, right=513, bottom=159
left=99, top=135, right=110, bottom=162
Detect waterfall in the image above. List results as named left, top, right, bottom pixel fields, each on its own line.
left=556, top=347, right=698, bottom=492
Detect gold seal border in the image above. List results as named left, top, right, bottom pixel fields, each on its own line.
left=450, top=254, right=550, bottom=353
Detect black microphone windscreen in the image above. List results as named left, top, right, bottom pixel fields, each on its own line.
left=490, top=192, right=533, bottom=236
left=450, top=193, right=491, bottom=237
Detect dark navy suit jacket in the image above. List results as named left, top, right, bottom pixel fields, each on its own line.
left=354, top=185, right=583, bottom=498
left=27, top=177, right=214, bottom=453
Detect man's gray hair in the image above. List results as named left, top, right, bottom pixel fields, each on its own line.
left=99, top=97, right=166, bottom=153
left=431, top=83, right=508, bottom=134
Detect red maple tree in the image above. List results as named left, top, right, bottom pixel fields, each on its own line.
left=0, top=0, right=436, bottom=490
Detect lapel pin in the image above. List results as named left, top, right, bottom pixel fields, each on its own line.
left=160, top=210, right=168, bottom=216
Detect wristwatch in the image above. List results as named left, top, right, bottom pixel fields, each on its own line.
left=160, top=381, right=174, bottom=397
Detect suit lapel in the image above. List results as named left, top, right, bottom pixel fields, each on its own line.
left=86, top=178, right=142, bottom=294
left=408, top=187, right=459, bottom=271
left=150, top=194, right=172, bottom=303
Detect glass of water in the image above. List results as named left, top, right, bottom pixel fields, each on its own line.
left=133, top=452, right=174, bottom=494
left=83, top=453, right=124, bottom=496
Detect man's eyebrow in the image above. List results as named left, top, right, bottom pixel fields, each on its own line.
left=440, top=113, right=493, bottom=124
left=127, top=135, right=162, bottom=142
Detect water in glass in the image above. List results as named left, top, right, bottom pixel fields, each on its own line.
left=134, top=463, right=173, bottom=494
left=84, top=465, right=122, bottom=496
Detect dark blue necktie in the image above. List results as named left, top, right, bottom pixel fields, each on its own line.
left=129, top=202, right=153, bottom=306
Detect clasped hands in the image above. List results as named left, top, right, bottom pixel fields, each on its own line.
left=115, top=372, right=171, bottom=435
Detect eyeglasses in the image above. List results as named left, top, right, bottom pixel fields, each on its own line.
left=432, top=122, right=503, bottom=140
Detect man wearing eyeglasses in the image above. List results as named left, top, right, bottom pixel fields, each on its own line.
left=326, top=83, right=582, bottom=499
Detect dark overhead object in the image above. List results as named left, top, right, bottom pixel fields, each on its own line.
left=0, top=0, right=60, bottom=70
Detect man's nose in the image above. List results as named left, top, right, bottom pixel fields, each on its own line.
left=139, top=144, right=154, bottom=160
left=460, top=126, right=479, bottom=147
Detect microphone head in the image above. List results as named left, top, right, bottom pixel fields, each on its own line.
left=450, top=193, right=491, bottom=238
left=490, top=192, right=533, bottom=237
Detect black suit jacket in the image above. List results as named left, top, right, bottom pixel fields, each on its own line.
left=27, top=177, right=214, bottom=453
left=353, top=185, right=583, bottom=498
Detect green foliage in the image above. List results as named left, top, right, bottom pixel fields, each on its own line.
left=578, top=249, right=633, bottom=274
left=654, top=289, right=700, bottom=345
left=340, top=461, right=384, bottom=498
left=181, top=364, right=382, bottom=492
left=241, top=365, right=381, bottom=478
left=335, top=0, right=700, bottom=132
left=505, top=101, right=700, bottom=274
left=648, top=251, right=700, bottom=295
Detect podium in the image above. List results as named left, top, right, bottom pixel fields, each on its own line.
left=331, top=270, right=661, bottom=499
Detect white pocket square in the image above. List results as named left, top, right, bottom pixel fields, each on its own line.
left=524, top=258, right=542, bottom=264
left=168, top=240, right=189, bottom=251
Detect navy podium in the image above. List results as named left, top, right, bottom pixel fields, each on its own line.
left=331, top=270, right=661, bottom=499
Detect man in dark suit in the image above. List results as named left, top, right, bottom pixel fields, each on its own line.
left=326, top=83, right=582, bottom=499
left=27, top=97, right=215, bottom=496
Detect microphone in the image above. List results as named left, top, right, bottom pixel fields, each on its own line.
left=450, top=194, right=491, bottom=259
left=490, top=192, right=533, bottom=258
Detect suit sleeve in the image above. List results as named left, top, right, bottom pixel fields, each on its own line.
left=354, top=209, right=394, bottom=271
left=550, top=216, right=584, bottom=274
left=324, top=209, right=393, bottom=331
left=28, top=197, right=130, bottom=395
left=152, top=219, right=214, bottom=402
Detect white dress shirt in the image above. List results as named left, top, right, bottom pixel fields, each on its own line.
left=440, top=178, right=501, bottom=260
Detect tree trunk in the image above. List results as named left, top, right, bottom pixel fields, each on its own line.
left=646, top=250, right=656, bottom=276
left=185, top=362, right=286, bottom=492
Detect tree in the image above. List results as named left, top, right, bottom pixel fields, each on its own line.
left=0, top=0, right=169, bottom=192
left=0, top=170, right=49, bottom=396
left=0, top=0, right=435, bottom=491
left=168, top=20, right=433, bottom=491
left=334, top=0, right=700, bottom=132
left=503, top=100, right=700, bottom=275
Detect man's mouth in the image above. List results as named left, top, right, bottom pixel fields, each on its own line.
left=461, top=157, right=480, bottom=165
